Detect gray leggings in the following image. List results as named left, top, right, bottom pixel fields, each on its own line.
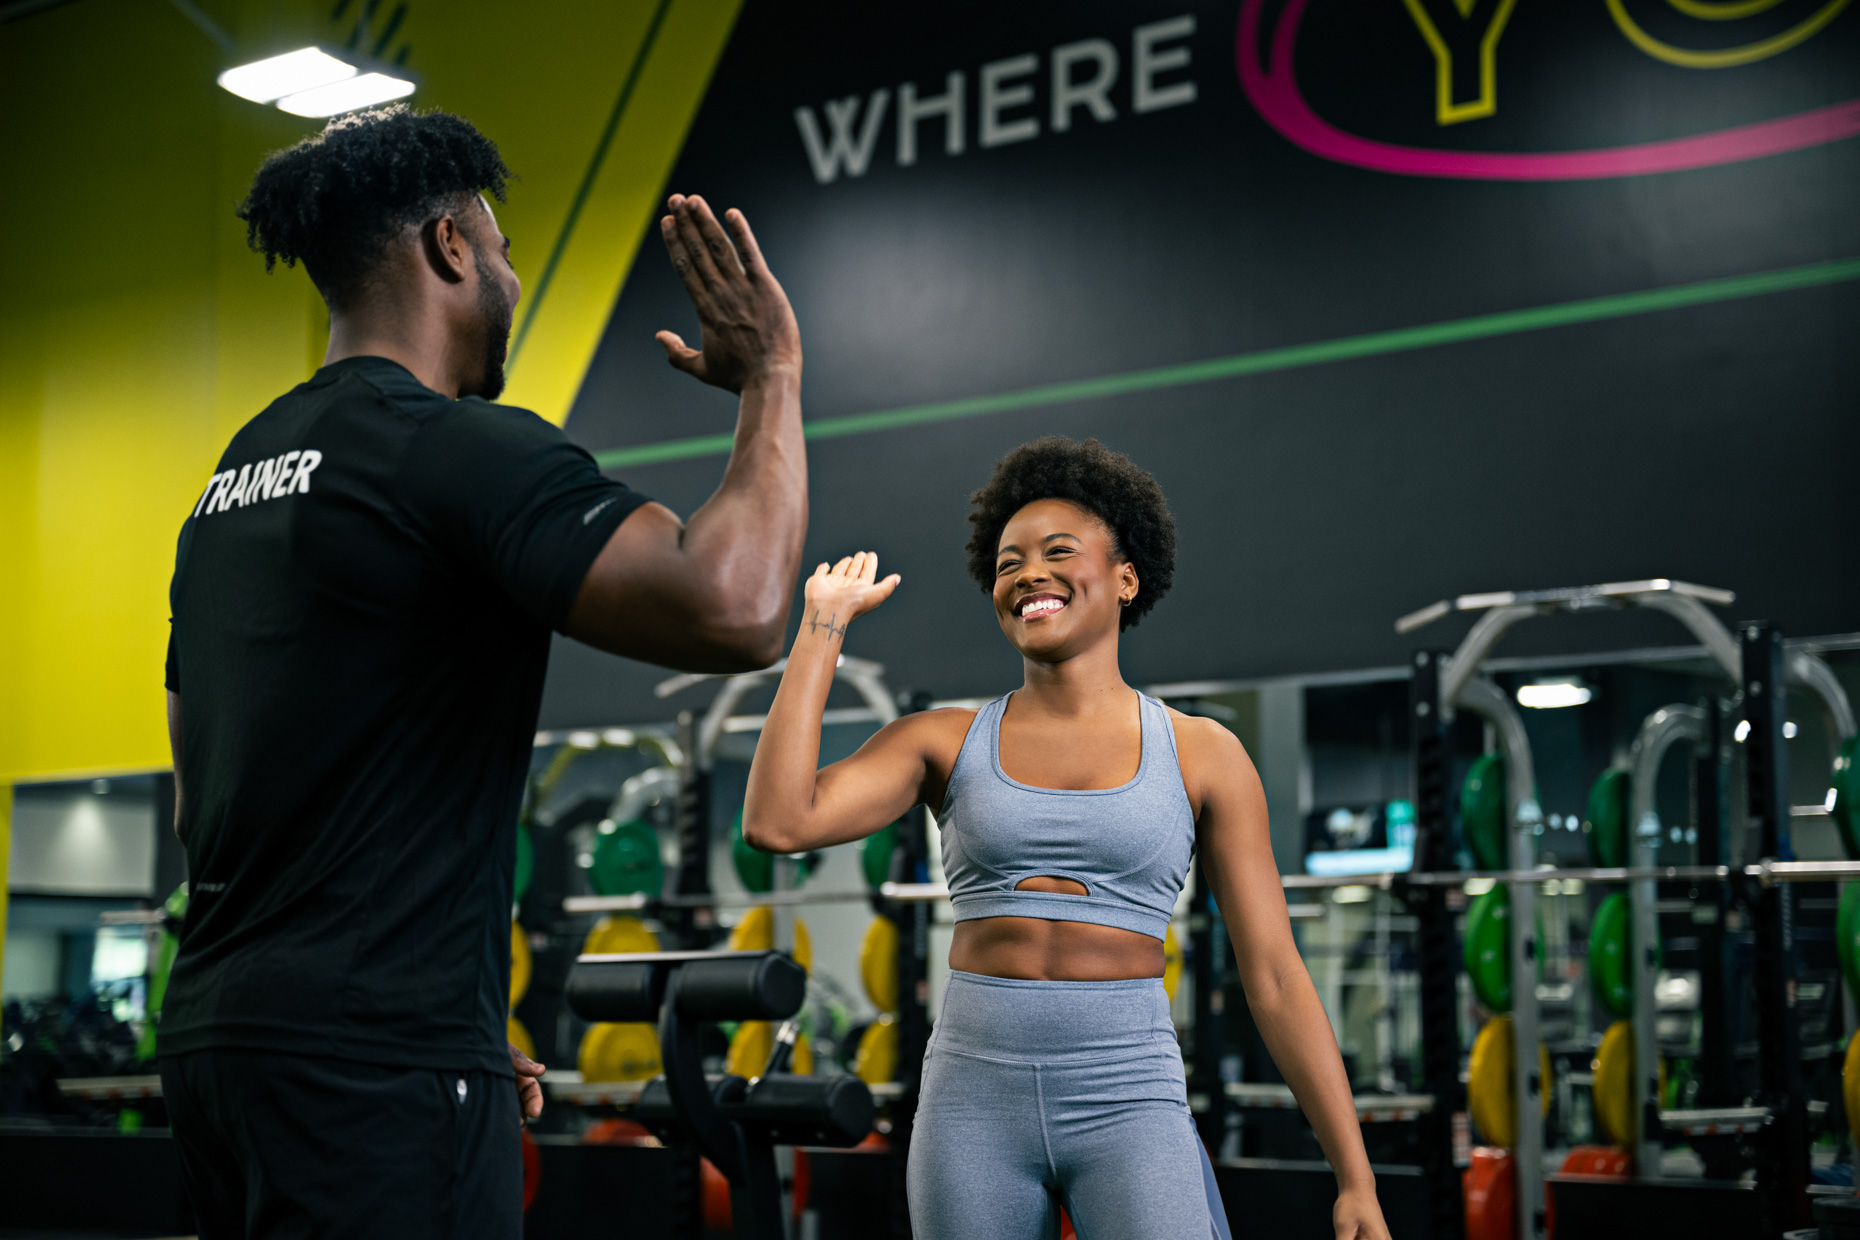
left=908, top=971, right=1232, bottom=1240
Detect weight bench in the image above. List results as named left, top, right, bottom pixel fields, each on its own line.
left=566, top=950, right=875, bottom=1240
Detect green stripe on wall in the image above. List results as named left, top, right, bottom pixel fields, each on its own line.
left=592, top=255, right=1860, bottom=471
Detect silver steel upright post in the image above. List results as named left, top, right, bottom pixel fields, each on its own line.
left=1508, top=798, right=1543, bottom=1238
left=1457, top=676, right=1543, bottom=1237
left=1627, top=705, right=1706, bottom=1178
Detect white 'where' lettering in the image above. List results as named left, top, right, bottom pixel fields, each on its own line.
left=794, top=90, right=891, bottom=184
left=795, top=16, right=1196, bottom=184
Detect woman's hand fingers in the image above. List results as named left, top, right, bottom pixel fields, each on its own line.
left=803, top=554, right=895, bottom=611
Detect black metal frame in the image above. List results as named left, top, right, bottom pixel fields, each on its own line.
left=1188, top=851, right=1228, bottom=1155
left=1742, top=624, right=1810, bottom=1235
left=1408, top=651, right=1465, bottom=1240
left=885, top=801, right=932, bottom=1239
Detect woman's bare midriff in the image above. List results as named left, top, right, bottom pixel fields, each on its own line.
left=948, top=917, right=1165, bottom=981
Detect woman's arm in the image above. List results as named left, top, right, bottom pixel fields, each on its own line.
left=1177, top=717, right=1392, bottom=1240
left=743, top=553, right=957, bottom=854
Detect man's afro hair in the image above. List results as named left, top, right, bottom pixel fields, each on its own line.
left=237, top=105, right=511, bottom=309
left=964, top=437, right=1176, bottom=630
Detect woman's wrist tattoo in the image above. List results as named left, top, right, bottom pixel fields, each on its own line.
left=804, top=608, right=848, bottom=641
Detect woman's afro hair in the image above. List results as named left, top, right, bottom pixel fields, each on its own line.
left=964, top=437, right=1176, bottom=630
left=237, top=105, right=511, bottom=310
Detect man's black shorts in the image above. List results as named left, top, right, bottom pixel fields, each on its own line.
left=161, top=1049, right=520, bottom=1239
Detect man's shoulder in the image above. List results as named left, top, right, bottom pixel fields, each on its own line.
left=316, top=358, right=550, bottom=433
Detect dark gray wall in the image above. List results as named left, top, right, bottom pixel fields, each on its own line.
left=540, top=0, right=1860, bottom=727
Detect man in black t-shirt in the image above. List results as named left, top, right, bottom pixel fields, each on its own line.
left=161, top=107, right=809, bottom=1238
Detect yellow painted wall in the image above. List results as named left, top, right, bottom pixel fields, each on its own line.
left=0, top=0, right=741, bottom=784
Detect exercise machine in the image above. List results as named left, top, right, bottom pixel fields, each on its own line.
left=566, top=949, right=874, bottom=1240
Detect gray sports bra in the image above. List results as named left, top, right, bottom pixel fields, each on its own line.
left=938, top=691, right=1195, bottom=941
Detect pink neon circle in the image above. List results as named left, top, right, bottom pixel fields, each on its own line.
left=1235, top=0, right=1860, bottom=180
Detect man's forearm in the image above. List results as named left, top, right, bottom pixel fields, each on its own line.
left=679, top=367, right=807, bottom=653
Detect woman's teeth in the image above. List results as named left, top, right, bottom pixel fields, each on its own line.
left=1020, top=597, right=1065, bottom=618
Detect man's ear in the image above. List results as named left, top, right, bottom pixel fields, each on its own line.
left=422, top=214, right=471, bottom=284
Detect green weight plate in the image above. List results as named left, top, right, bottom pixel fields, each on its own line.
left=1461, top=753, right=1507, bottom=871
left=733, top=808, right=773, bottom=894
left=514, top=821, right=535, bottom=904
left=1583, top=768, right=1631, bottom=869
left=1464, top=887, right=1512, bottom=1012
left=1839, top=882, right=1860, bottom=1001
left=731, top=808, right=817, bottom=894
left=1591, top=893, right=1635, bottom=1017
left=863, top=822, right=897, bottom=889
left=1832, top=737, right=1860, bottom=861
left=1460, top=885, right=1548, bottom=1015
left=591, top=819, right=663, bottom=897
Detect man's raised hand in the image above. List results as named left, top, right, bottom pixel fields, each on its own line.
left=655, top=194, right=801, bottom=394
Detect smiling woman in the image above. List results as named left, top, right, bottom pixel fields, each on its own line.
left=962, top=435, right=1175, bottom=631
left=740, top=436, right=1394, bottom=1240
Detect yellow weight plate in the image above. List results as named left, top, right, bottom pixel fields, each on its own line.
left=1593, top=1020, right=1637, bottom=1147
left=583, top=915, right=661, bottom=956
left=1163, top=924, right=1184, bottom=1003
left=792, top=1032, right=813, bottom=1076
left=510, top=924, right=532, bottom=1010
left=793, top=917, right=813, bottom=974
left=579, top=1021, right=663, bottom=1083
left=861, top=916, right=900, bottom=1013
left=727, top=1020, right=775, bottom=1078
left=577, top=1024, right=615, bottom=1080
left=730, top=905, right=775, bottom=952
left=1844, top=1035, right=1860, bottom=1145
left=1541, top=1042, right=1553, bottom=1126
left=854, top=1016, right=899, bottom=1085
left=1468, top=1017, right=1516, bottom=1147
left=1466, top=1016, right=1551, bottom=1149
left=507, top=1016, right=535, bottom=1062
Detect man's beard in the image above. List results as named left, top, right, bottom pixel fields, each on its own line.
left=470, top=248, right=513, bottom=401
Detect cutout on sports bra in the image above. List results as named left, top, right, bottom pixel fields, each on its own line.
left=1015, top=876, right=1089, bottom=896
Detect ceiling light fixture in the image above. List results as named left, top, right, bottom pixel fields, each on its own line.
left=218, top=46, right=417, bottom=118
left=1516, top=678, right=1594, bottom=709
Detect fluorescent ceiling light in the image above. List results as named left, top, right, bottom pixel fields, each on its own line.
left=1517, top=679, right=1593, bottom=709
left=218, top=47, right=356, bottom=104
left=277, top=72, right=416, bottom=118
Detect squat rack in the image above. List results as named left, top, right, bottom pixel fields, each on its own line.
left=1400, top=579, right=1857, bottom=1239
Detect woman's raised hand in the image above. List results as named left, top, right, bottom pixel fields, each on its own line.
left=801, top=552, right=900, bottom=635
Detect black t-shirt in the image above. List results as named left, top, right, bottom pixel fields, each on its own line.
left=162, top=356, right=648, bottom=1073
